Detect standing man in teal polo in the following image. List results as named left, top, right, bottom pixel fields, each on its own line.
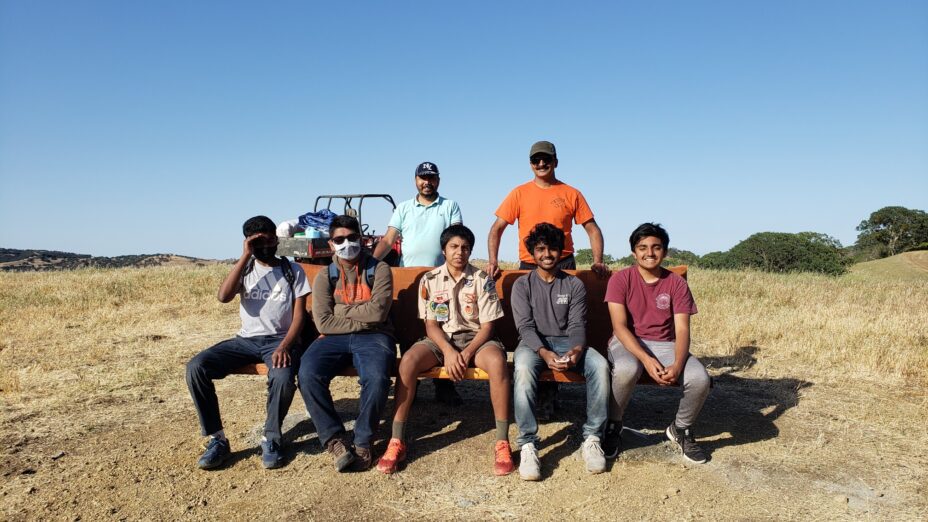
left=374, top=161, right=463, bottom=267
left=373, top=161, right=465, bottom=404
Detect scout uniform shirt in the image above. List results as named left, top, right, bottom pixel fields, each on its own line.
left=417, top=263, right=504, bottom=335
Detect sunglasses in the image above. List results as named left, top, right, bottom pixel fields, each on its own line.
left=330, top=233, right=361, bottom=245
left=530, top=154, right=554, bottom=165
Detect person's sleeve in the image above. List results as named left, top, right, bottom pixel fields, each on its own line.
left=343, top=261, right=394, bottom=324
left=566, top=278, right=588, bottom=349
left=603, top=271, right=628, bottom=304
left=418, top=277, right=432, bottom=320
left=573, top=189, right=595, bottom=225
left=671, top=276, right=698, bottom=315
left=476, top=271, right=504, bottom=323
left=494, top=188, right=519, bottom=225
left=511, top=276, right=545, bottom=352
left=450, top=200, right=463, bottom=225
left=292, top=263, right=311, bottom=298
left=312, top=269, right=366, bottom=334
left=387, top=204, right=404, bottom=234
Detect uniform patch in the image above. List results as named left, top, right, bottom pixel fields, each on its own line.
left=420, top=284, right=430, bottom=300
left=430, top=301, right=450, bottom=321
left=433, top=291, right=449, bottom=304
left=484, top=279, right=497, bottom=294
left=462, top=292, right=476, bottom=304
left=464, top=278, right=474, bottom=288
left=464, top=304, right=475, bottom=317
left=656, top=293, right=671, bottom=310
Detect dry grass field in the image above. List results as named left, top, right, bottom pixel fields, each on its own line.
left=1, top=264, right=927, bottom=520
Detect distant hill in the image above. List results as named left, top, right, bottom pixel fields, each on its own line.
left=0, top=248, right=225, bottom=272
left=848, top=251, right=928, bottom=281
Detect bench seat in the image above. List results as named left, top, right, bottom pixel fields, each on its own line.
left=231, top=265, right=687, bottom=386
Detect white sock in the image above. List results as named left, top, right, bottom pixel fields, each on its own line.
left=209, top=430, right=226, bottom=441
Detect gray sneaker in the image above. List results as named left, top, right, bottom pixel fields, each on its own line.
left=581, top=435, right=606, bottom=474
left=519, top=443, right=541, bottom=481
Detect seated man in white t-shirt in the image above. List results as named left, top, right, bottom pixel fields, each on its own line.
left=185, top=215, right=311, bottom=470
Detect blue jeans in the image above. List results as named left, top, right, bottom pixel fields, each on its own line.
left=186, top=334, right=299, bottom=444
left=513, top=336, right=609, bottom=447
left=298, top=333, right=395, bottom=449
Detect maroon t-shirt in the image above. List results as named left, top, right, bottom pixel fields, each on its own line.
left=604, top=266, right=698, bottom=342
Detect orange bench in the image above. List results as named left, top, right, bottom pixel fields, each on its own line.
left=235, top=264, right=687, bottom=384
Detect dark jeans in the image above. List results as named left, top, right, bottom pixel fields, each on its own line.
left=298, top=333, right=395, bottom=449
left=186, top=334, right=299, bottom=444
left=519, top=254, right=576, bottom=270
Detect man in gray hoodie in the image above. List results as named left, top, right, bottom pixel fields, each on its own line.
left=510, top=223, right=610, bottom=480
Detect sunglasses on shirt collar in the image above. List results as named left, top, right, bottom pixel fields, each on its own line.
left=330, top=233, right=361, bottom=245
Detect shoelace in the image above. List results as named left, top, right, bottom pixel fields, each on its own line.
left=383, top=440, right=404, bottom=460
left=583, top=439, right=604, bottom=457
left=495, top=442, right=512, bottom=462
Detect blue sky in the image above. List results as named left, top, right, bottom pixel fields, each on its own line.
left=1, top=1, right=926, bottom=262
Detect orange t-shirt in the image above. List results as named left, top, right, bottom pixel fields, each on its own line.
left=495, top=180, right=595, bottom=263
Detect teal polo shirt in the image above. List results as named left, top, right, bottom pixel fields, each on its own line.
left=388, top=195, right=463, bottom=267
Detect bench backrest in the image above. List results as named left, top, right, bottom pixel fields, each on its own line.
left=298, top=263, right=687, bottom=352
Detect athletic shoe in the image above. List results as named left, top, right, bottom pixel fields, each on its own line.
left=603, top=421, right=623, bottom=459
left=260, top=439, right=284, bottom=469
left=518, top=443, right=541, bottom=481
left=197, top=437, right=231, bottom=470
left=376, top=438, right=407, bottom=474
left=581, top=435, right=606, bottom=474
left=665, top=425, right=708, bottom=464
left=326, top=435, right=356, bottom=472
left=350, top=446, right=373, bottom=472
left=494, top=441, right=515, bottom=476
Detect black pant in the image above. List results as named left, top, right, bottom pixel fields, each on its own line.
left=186, top=335, right=299, bottom=444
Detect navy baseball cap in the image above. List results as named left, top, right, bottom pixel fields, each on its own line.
left=415, top=162, right=440, bottom=177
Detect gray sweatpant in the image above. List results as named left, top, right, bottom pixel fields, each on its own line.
left=608, top=338, right=710, bottom=429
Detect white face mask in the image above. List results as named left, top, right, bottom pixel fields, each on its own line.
left=333, top=240, right=361, bottom=260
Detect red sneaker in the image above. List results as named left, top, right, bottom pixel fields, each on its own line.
left=376, top=438, right=407, bottom=474
left=494, top=440, right=514, bottom=476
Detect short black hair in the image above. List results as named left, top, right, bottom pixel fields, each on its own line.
left=329, top=214, right=361, bottom=236
left=629, top=223, right=670, bottom=250
left=440, top=224, right=475, bottom=250
left=524, top=222, right=565, bottom=253
left=242, top=215, right=276, bottom=237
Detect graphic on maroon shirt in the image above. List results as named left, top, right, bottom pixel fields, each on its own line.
left=604, top=266, right=697, bottom=342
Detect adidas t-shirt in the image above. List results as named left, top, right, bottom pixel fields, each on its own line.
left=238, top=260, right=311, bottom=337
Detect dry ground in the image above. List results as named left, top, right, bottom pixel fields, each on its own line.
left=1, top=265, right=926, bottom=521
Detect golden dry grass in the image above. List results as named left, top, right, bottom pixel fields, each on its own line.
left=1, top=264, right=926, bottom=520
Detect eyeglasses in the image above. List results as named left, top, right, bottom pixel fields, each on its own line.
left=330, top=233, right=361, bottom=245
left=530, top=154, right=554, bottom=166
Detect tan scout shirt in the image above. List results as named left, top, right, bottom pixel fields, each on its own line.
left=417, top=263, right=503, bottom=335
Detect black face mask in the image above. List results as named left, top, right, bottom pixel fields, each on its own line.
left=254, top=246, right=277, bottom=263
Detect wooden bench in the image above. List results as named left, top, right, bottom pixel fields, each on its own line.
left=234, top=264, right=687, bottom=385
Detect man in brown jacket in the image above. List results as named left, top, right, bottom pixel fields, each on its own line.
left=298, top=215, right=395, bottom=472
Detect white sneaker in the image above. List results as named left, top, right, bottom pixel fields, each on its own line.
left=582, top=435, right=606, bottom=474
left=519, top=443, right=541, bottom=481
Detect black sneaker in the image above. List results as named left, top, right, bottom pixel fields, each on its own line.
left=197, top=437, right=231, bottom=470
left=261, top=439, right=284, bottom=469
left=665, top=425, right=708, bottom=464
left=603, top=421, right=623, bottom=459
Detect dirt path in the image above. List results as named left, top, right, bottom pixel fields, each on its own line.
left=2, top=361, right=926, bottom=520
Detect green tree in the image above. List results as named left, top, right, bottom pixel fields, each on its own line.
left=697, top=251, right=733, bottom=269
left=725, top=232, right=850, bottom=275
left=666, top=248, right=700, bottom=267
left=856, top=206, right=928, bottom=257
left=574, top=248, right=616, bottom=266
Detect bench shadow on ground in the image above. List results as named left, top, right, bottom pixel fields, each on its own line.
left=518, top=346, right=811, bottom=470
left=614, top=346, right=812, bottom=461
left=262, top=346, right=808, bottom=469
